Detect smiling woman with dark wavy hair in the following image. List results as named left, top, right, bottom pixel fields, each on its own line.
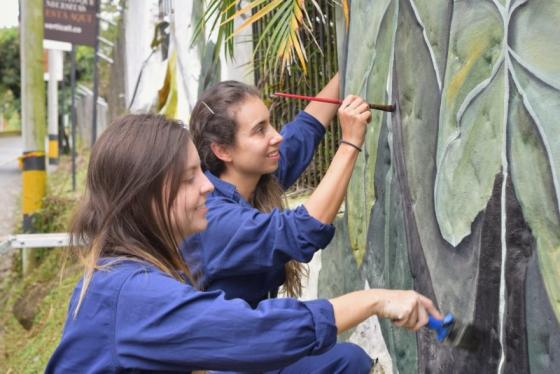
left=46, top=113, right=441, bottom=373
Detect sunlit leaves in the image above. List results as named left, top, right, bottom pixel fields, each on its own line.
left=194, top=0, right=330, bottom=75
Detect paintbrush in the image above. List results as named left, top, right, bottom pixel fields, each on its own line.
left=426, top=313, right=484, bottom=352
left=272, top=92, right=396, bottom=112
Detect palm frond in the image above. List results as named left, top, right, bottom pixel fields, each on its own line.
left=194, top=0, right=322, bottom=75
left=251, top=0, right=312, bottom=75
left=191, top=0, right=238, bottom=61
left=342, top=0, right=350, bottom=31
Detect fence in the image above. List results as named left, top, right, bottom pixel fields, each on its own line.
left=0, top=233, right=70, bottom=256
left=252, top=1, right=340, bottom=194
left=75, top=84, right=108, bottom=146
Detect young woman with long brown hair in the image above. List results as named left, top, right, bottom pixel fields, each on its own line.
left=182, top=74, right=365, bottom=298
left=46, top=114, right=441, bottom=373
left=181, top=75, right=397, bottom=371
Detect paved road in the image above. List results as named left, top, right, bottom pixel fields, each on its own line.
left=0, top=135, right=22, bottom=238
left=0, top=136, right=21, bottom=356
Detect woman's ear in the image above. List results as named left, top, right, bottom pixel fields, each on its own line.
left=210, top=143, right=233, bottom=163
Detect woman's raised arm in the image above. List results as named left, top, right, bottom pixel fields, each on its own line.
left=304, top=94, right=372, bottom=223
left=303, top=72, right=340, bottom=128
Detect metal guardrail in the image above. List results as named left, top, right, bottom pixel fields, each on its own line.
left=0, top=233, right=70, bottom=255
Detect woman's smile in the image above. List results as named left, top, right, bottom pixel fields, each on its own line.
left=197, top=203, right=208, bottom=215
left=266, top=149, right=280, bottom=160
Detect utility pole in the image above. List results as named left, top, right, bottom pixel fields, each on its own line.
left=91, top=1, right=101, bottom=146
left=20, top=0, right=47, bottom=275
left=71, top=46, right=77, bottom=191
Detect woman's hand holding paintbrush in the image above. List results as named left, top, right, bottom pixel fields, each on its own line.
left=273, top=92, right=396, bottom=112
left=330, top=288, right=443, bottom=335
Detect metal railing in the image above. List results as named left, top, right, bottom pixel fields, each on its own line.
left=252, top=0, right=340, bottom=194
left=0, top=233, right=70, bottom=255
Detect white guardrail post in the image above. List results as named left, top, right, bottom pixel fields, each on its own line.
left=0, top=233, right=70, bottom=255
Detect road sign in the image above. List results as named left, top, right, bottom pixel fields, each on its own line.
left=44, top=0, right=98, bottom=46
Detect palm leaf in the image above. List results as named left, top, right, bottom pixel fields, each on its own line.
left=191, top=0, right=237, bottom=60
left=253, top=0, right=310, bottom=74
left=194, top=1, right=330, bottom=75
left=342, top=0, right=349, bottom=31
left=226, top=0, right=283, bottom=35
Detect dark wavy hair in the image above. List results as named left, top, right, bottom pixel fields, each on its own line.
left=189, top=81, right=306, bottom=297
left=71, top=114, right=195, bottom=316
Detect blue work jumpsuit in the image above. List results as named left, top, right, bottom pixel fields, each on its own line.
left=180, top=111, right=373, bottom=373
left=46, top=261, right=370, bottom=373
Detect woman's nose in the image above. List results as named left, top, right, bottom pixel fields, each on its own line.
left=201, top=174, right=214, bottom=194
left=270, top=128, right=283, bottom=145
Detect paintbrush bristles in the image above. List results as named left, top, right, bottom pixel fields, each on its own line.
left=446, top=319, right=484, bottom=352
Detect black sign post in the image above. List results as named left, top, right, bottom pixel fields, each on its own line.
left=44, top=0, right=99, bottom=187
left=91, top=2, right=100, bottom=146
left=70, top=45, right=77, bottom=191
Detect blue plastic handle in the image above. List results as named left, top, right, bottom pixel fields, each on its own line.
left=427, top=313, right=455, bottom=342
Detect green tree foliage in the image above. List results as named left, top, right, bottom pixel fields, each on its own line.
left=0, top=27, right=20, bottom=101
left=195, top=0, right=331, bottom=76
left=0, top=26, right=98, bottom=130
left=0, top=27, right=21, bottom=129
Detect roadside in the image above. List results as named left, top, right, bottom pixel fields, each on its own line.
left=0, top=152, right=87, bottom=373
left=0, top=135, right=23, bottom=277
left=0, top=134, right=22, bottom=236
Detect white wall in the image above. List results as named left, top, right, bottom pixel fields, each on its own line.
left=123, top=0, right=255, bottom=119
left=219, top=3, right=255, bottom=85
left=124, top=0, right=161, bottom=111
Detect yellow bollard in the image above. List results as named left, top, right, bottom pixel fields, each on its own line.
left=48, top=134, right=59, bottom=165
left=22, top=151, right=46, bottom=230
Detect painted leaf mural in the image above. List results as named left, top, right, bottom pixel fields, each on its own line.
left=435, top=0, right=560, bottom=320
left=435, top=0, right=504, bottom=246
left=321, top=0, right=560, bottom=372
left=344, top=0, right=395, bottom=266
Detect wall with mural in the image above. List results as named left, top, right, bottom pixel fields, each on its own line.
left=316, top=1, right=560, bottom=372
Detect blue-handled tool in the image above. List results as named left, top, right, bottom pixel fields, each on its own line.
left=426, top=313, right=483, bottom=352
left=427, top=313, right=455, bottom=342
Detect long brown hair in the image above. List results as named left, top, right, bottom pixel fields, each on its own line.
left=190, top=81, right=306, bottom=297
left=71, top=114, right=195, bottom=316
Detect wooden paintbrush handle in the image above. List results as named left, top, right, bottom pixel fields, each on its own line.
left=273, top=92, right=395, bottom=112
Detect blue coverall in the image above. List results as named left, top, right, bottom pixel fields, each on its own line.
left=180, top=111, right=373, bottom=373
left=181, top=111, right=335, bottom=304
left=46, top=261, right=371, bottom=373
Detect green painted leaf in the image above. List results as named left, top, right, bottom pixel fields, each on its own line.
left=434, top=0, right=560, bottom=319
left=435, top=63, right=506, bottom=246
left=435, top=1, right=504, bottom=245
left=344, top=0, right=395, bottom=266
left=509, top=0, right=560, bottom=89
left=507, top=0, right=560, bottom=321
left=509, top=78, right=560, bottom=322
left=407, top=0, right=453, bottom=90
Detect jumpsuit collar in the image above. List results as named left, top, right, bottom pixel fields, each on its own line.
left=205, top=170, right=243, bottom=203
